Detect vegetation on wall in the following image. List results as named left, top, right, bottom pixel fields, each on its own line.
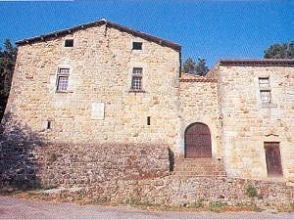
left=264, top=41, right=294, bottom=59
left=0, top=39, right=17, bottom=120
left=182, top=57, right=209, bottom=76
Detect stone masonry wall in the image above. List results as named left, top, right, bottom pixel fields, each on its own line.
left=217, top=65, right=294, bottom=182
left=0, top=132, right=170, bottom=189
left=178, top=74, right=222, bottom=159
left=42, top=176, right=294, bottom=208
left=4, top=23, right=181, bottom=153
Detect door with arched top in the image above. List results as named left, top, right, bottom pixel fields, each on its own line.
left=185, top=123, right=212, bottom=158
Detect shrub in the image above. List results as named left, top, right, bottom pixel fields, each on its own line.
left=246, top=184, right=258, bottom=198
left=209, top=201, right=228, bottom=212
left=190, top=199, right=204, bottom=209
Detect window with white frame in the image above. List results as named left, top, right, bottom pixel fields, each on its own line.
left=259, top=77, right=271, bottom=104
left=56, top=68, right=70, bottom=92
left=131, top=67, right=143, bottom=90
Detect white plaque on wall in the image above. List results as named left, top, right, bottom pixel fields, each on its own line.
left=91, top=103, right=105, bottom=120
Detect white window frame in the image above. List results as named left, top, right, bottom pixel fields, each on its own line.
left=56, top=67, right=70, bottom=92
left=258, top=77, right=271, bottom=104
left=131, top=67, right=143, bottom=90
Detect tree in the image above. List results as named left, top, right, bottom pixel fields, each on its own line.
left=0, top=39, right=17, bottom=120
left=194, top=58, right=209, bottom=76
left=182, top=57, right=209, bottom=76
left=183, top=57, right=196, bottom=74
left=264, top=41, right=294, bottom=59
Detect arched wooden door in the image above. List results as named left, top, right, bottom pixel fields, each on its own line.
left=185, top=123, right=212, bottom=158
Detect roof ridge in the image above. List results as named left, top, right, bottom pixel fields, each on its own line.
left=15, top=18, right=181, bottom=51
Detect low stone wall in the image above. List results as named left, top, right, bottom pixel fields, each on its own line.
left=78, top=176, right=294, bottom=207
left=0, top=142, right=170, bottom=189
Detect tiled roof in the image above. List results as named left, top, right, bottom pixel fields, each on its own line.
left=16, top=19, right=181, bottom=51
left=219, top=59, right=294, bottom=66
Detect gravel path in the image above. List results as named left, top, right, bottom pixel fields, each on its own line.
left=0, top=196, right=293, bottom=219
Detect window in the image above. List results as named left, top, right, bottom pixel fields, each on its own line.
left=64, top=39, right=74, bottom=47
left=56, top=68, right=70, bottom=92
left=131, top=67, right=143, bottom=90
left=132, top=42, right=142, bottom=50
left=260, top=90, right=271, bottom=104
left=259, top=77, right=271, bottom=104
left=147, top=116, right=151, bottom=125
left=259, top=77, right=270, bottom=89
left=47, top=120, right=51, bottom=129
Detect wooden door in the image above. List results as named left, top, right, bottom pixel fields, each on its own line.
left=185, top=123, right=212, bottom=158
left=265, top=142, right=283, bottom=176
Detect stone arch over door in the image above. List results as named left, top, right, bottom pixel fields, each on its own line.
left=184, top=122, right=212, bottom=158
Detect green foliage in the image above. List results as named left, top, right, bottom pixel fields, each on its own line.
left=183, top=57, right=196, bottom=74
left=125, top=196, right=140, bottom=205
left=182, top=57, right=209, bottom=76
left=49, top=153, right=58, bottom=164
left=264, top=41, right=294, bottom=59
left=190, top=199, right=204, bottom=208
left=208, top=201, right=228, bottom=212
left=92, top=196, right=109, bottom=204
left=0, top=39, right=17, bottom=119
left=246, top=184, right=258, bottom=198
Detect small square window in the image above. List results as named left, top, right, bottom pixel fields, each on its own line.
left=259, top=77, right=270, bottom=89
left=133, top=67, right=143, bottom=75
left=64, top=39, right=74, bottom=47
left=132, top=42, right=142, bottom=50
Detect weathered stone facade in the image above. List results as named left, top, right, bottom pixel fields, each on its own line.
left=216, top=63, right=294, bottom=182
left=1, top=19, right=294, bottom=199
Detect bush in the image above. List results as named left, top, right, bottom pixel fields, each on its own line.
left=246, top=184, right=258, bottom=198
left=209, top=201, right=228, bottom=212
left=190, top=199, right=204, bottom=209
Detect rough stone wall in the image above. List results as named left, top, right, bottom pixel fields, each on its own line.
left=36, top=143, right=169, bottom=187
left=0, top=130, right=170, bottom=189
left=217, top=65, right=294, bottom=182
left=178, top=74, right=222, bottom=158
left=43, top=176, right=294, bottom=207
left=4, top=24, right=180, bottom=152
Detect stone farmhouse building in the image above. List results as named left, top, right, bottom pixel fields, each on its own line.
left=3, top=19, right=294, bottom=184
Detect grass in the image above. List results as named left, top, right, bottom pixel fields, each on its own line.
left=208, top=201, right=228, bottom=212
left=2, top=189, right=282, bottom=213
left=277, top=203, right=294, bottom=212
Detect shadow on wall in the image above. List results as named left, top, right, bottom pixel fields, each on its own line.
left=0, top=112, right=44, bottom=191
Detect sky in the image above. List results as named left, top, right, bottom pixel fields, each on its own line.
left=0, top=0, right=293, bottom=67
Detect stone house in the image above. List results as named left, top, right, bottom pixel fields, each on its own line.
left=2, top=19, right=294, bottom=184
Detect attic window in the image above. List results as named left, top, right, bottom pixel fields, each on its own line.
left=64, top=39, right=74, bottom=47
left=132, top=42, right=142, bottom=50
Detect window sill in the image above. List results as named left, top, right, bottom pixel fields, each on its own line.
left=56, top=90, right=75, bottom=94
left=261, top=103, right=277, bottom=108
left=128, top=89, right=146, bottom=93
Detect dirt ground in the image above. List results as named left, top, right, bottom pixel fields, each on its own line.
left=0, top=195, right=294, bottom=219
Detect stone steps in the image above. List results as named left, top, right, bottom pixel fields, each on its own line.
left=172, top=158, right=227, bottom=177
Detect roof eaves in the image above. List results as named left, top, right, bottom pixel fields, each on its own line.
left=15, top=19, right=106, bottom=45
left=219, top=59, right=294, bottom=66
left=15, top=19, right=181, bottom=51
